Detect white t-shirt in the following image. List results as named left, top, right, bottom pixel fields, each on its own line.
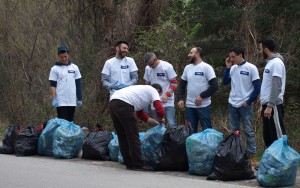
left=101, top=57, right=138, bottom=95
left=110, top=85, right=161, bottom=111
left=143, top=60, right=177, bottom=108
left=181, top=62, right=216, bottom=108
left=49, top=63, right=81, bottom=106
left=260, top=57, right=286, bottom=104
left=229, top=62, right=260, bottom=107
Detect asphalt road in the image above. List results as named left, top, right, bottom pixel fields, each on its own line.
left=0, top=154, right=260, bottom=188
left=1, top=154, right=300, bottom=188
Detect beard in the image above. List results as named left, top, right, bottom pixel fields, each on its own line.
left=189, top=56, right=196, bottom=64
left=118, top=50, right=127, bottom=58
left=262, top=51, right=268, bottom=59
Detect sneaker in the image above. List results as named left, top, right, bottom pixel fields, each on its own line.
left=249, top=155, right=259, bottom=170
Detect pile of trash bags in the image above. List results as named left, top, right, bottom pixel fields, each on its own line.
left=2, top=120, right=299, bottom=187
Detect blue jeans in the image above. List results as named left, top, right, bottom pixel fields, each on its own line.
left=228, top=103, right=256, bottom=155
left=152, top=106, right=176, bottom=128
left=185, top=105, right=212, bottom=133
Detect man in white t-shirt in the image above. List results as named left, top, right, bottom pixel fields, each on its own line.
left=101, top=40, right=138, bottom=96
left=143, top=52, right=178, bottom=128
left=258, top=39, right=286, bottom=147
left=222, top=47, right=261, bottom=169
left=177, top=47, right=218, bottom=133
left=110, top=84, right=165, bottom=170
left=49, top=45, right=82, bottom=122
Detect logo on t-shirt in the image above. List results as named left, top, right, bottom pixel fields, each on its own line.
left=121, top=65, right=129, bottom=69
left=240, top=71, right=249, bottom=75
left=265, top=69, right=270, bottom=73
left=157, top=73, right=165, bottom=76
left=68, top=70, right=75, bottom=73
left=195, top=72, right=204, bottom=76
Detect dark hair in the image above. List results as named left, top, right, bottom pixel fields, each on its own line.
left=196, top=47, right=204, bottom=58
left=259, top=39, right=275, bottom=52
left=151, top=83, right=163, bottom=94
left=115, top=40, right=129, bottom=47
left=230, top=47, right=245, bottom=58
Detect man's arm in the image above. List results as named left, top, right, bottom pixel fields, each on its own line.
left=222, top=68, right=231, bottom=85
left=101, top=73, right=112, bottom=90
left=268, top=76, right=282, bottom=107
left=75, top=78, right=82, bottom=101
left=177, top=79, right=187, bottom=101
left=49, top=80, right=57, bottom=99
left=246, top=79, right=261, bottom=105
left=200, top=78, right=219, bottom=98
left=165, top=78, right=178, bottom=97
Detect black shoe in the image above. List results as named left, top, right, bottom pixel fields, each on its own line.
left=126, top=165, right=144, bottom=171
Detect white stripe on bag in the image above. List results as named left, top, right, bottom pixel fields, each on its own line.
left=273, top=105, right=282, bottom=138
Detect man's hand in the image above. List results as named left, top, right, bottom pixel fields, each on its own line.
left=110, top=82, right=119, bottom=90
left=195, top=96, right=203, bottom=106
left=225, top=56, right=233, bottom=68
left=159, top=118, right=165, bottom=125
left=51, top=98, right=58, bottom=108
left=264, top=106, right=273, bottom=119
left=116, top=83, right=128, bottom=90
left=178, top=100, right=185, bottom=110
left=77, top=101, right=82, bottom=107
left=147, top=118, right=159, bottom=125
left=161, top=94, right=168, bottom=103
left=242, top=102, right=250, bottom=108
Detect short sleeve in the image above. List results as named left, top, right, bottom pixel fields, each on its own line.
left=181, top=66, right=188, bottom=81
left=101, top=60, right=111, bottom=75
left=74, top=65, right=82, bottom=79
left=129, top=58, right=138, bottom=72
left=143, top=66, right=150, bottom=82
left=49, top=67, right=57, bottom=81
left=251, top=65, right=260, bottom=81
left=166, top=63, right=177, bottom=80
left=272, top=60, right=285, bottom=78
left=206, top=65, right=216, bottom=81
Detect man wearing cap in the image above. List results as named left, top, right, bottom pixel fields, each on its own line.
left=49, top=45, right=82, bottom=122
left=177, top=47, right=218, bottom=133
left=110, top=84, right=165, bottom=170
left=143, top=52, right=178, bottom=128
left=101, top=40, right=138, bottom=96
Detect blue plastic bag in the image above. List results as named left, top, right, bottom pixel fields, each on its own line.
left=108, top=132, right=120, bottom=161
left=141, top=125, right=166, bottom=166
left=38, top=118, right=69, bottom=156
left=52, top=122, right=84, bottom=159
left=186, top=128, right=223, bottom=175
left=257, top=135, right=300, bottom=187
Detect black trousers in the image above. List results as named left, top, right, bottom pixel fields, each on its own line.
left=57, top=106, right=76, bottom=122
left=109, top=99, right=143, bottom=168
left=261, top=104, right=286, bottom=147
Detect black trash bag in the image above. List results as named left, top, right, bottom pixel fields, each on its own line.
left=0, top=124, right=20, bottom=154
left=155, top=125, right=193, bottom=171
left=15, top=126, right=42, bottom=156
left=207, top=131, right=255, bottom=181
left=82, top=130, right=113, bottom=160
